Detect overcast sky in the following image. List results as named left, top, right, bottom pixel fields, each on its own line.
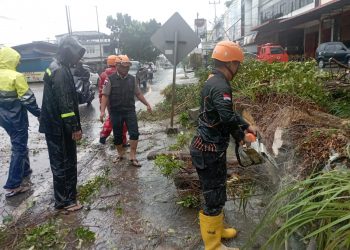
left=0, top=0, right=226, bottom=46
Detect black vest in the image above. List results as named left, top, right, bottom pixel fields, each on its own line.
left=109, top=73, right=136, bottom=112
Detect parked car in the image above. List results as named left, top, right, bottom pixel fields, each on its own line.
left=82, top=64, right=99, bottom=86
left=315, top=42, right=350, bottom=68
left=244, top=52, right=257, bottom=61
left=129, top=61, right=147, bottom=88
left=257, top=43, right=288, bottom=63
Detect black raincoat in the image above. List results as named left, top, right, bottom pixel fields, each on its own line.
left=39, top=36, right=85, bottom=209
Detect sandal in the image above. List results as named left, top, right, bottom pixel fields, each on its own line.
left=5, top=186, right=30, bottom=198
left=130, top=159, right=142, bottom=167
left=64, top=203, right=83, bottom=212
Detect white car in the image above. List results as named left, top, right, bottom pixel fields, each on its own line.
left=83, top=64, right=100, bottom=86
left=89, top=71, right=100, bottom=87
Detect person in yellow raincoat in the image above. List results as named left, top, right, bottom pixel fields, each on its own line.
left=0, top=47, right=41, bottom=198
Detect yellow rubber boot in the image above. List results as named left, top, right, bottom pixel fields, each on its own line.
left=199, top=211, right=239, bottom=250
left=220, top=212, right=237, bottom=239
left=222, top=227, right=237, bottom=239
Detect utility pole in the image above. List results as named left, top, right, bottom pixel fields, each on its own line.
left=65, top=5, right=72, bottom=35
left=196, top=12, right=199, bottom=48
left=209, top=0, right=220, bottom=23
left=95, top=6, right=103, bottom=72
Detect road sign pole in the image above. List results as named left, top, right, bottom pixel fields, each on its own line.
left=150, top=12, right=200, bottom=134
left=170, top=31, right=178, bottom=128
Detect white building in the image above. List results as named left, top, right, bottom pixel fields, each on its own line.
left=56, top=31, right=111, bottom=72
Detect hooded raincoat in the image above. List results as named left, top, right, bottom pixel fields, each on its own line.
left=0, top=47, right=41, bottom=189
left=39, top=36, right=85, bottom=209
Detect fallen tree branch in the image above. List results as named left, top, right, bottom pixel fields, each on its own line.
left=147, top=150, right=239, bottom=166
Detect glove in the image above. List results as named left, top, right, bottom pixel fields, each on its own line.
left=231, top=128, right=245, bottom=143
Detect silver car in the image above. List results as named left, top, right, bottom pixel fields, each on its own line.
left=83, top=64, right=100, bottom=86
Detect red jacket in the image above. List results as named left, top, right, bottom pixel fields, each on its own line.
left=98, top=66, right=117, bottom=102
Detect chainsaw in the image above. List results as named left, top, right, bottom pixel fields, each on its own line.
left=235, top=132, right=278, bottom=168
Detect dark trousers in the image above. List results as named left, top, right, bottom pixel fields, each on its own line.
left=190, top=147, right=227, bottom=216
left=45, top=133, right=77, bottom=209
left=111, top=110, right=139, bottom=145
left=2, top=126, right=31, bottom=189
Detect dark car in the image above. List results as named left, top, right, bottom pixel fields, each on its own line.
left=316, top=42, right=350, bottom=68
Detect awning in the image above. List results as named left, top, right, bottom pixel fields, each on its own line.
left=251, top=19, right=283, bottom=32
left=279, top=0, right=349, bottom=29
left=243, top=32, right=258, bottom=45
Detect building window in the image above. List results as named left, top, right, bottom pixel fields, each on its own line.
left=261, top=0, right=314, bottom=23
left=86, top=47, right=95, bottom=54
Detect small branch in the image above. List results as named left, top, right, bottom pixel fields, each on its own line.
left=99, top=193, right=121, bottom=199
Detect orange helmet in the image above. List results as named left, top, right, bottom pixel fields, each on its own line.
left=107, top=55, right=118, bottom=66
left=211, top=41, right=244, bottom=63
left=115, top=55, right=121, bottom=64
left=117, top=54, right=132, bottom=66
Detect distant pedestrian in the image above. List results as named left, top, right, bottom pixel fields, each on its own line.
left=98, top=55, right=128, bottom=146
left=39, top=36, right=85, bottom=212
left=147, top=63, right=153, bottom=84
left=190, top=41, right=256, bottom=249
left=0, top=47, right=41, bottom=198
left=100, top=55, right=152, bottom=167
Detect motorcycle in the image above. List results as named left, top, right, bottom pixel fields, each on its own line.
left=136, top=67, right=148, bottom=89
left=72, top=63, right=95, bottom=105
left=147, top=66, right=153, bottom=84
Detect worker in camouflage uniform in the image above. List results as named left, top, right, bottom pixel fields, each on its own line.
left=190, top=41, right=256, bottom=250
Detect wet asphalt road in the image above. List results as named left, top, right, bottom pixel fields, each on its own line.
left=0, top=68, right=205, bottom=249
left=0, top=68, right=270, bottom=249
left=0, top=69, right=171, bottom=216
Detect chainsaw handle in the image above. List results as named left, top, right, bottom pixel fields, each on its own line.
left=244, top=133, right=256, bottom=142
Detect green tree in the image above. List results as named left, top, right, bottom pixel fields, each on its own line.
left=106, top=13, right=161, bottom=63
left=189, top=53, right=203, bottom=70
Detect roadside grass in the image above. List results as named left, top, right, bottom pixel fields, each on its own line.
left=178, top=111, right=191, bottom=128
left=140, top=60, right=350, bottom=120
left=138, top=81, right=202, bottom=122
left=233, top=60, right=350, bottom=118
left=246, top=170, right=350, bottom=250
